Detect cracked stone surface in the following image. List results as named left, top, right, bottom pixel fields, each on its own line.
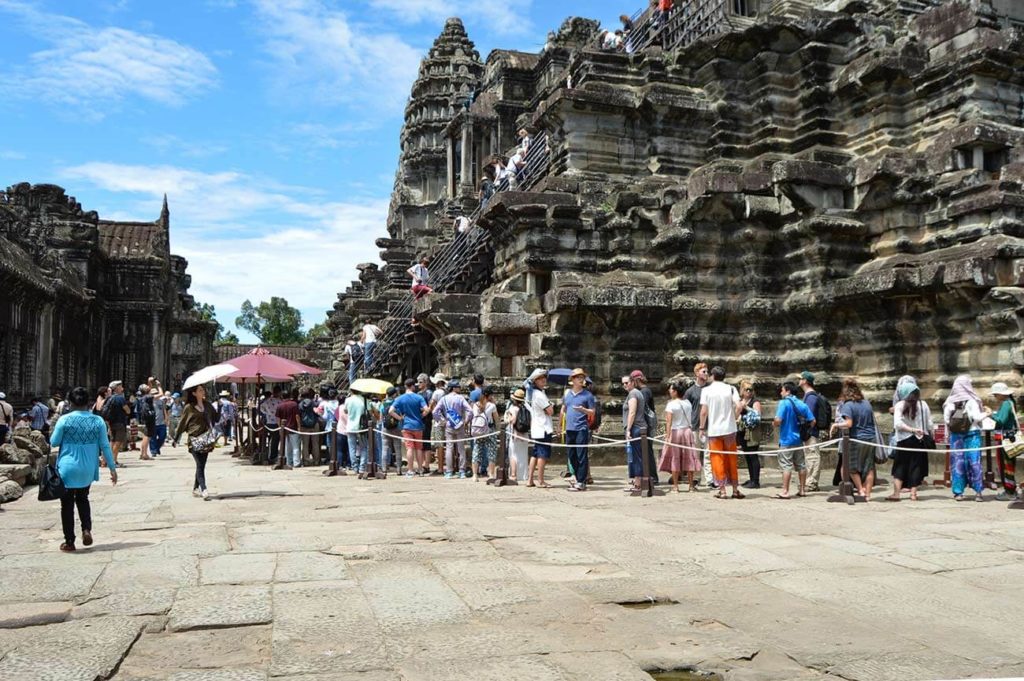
left=0, top=443, right=1021, bottom=680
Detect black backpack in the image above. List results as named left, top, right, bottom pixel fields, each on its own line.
left=350, top=343, right=364, bottom=365
left=299, top=399, right=318, bottom=428
left=813, top=394, right=832, bottom=432
left=948, top=401, right=971, bottom=434
left=513, top=402, right=532, bottom=433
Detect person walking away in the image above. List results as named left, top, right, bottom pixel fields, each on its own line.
left=798, top=371, right=830, bottom=491
left=261, top=386, right=283, bottom=466
left=505, top=389, right=530, bottom=481
left=103, top=381, right=130, bottom=467
left=408, top=257, right=432, bottom=303
left=887, top=381, right=933, bottom=502
left=361, top=322, right=382, bottom=375
left=684, top=363, right=710, bottom=487
left=318, top=388, right=340, bottom=473
left=829, top=377, right=879, bottom=501
left=699, top=366, right=744, bottom=499
left=990, top=382, right=1021, bottom=501
left=621, top=373, right=647, bottom=492
left=562, top=368, right=595, bottom=491
left=275, top=389, right=301, bottom=469
left=525, top=369, right=554, bottom=488
left=344, top=389, right=371, bottom=478
left=169, top=392, right=183, bottom=447
left=773, top=382, right=815, bottom=498
left=659, top=381, right=699, bottom=492
left=29, top=397, right=50, bottom=439
left=0, top=391, right=13, bottom=444
left=425, top=373, right=446, bottom=475
left=469, top=387, right=496, bottom=480
left=632, top=370, right=660, bottom=483
left=379, top=387, right=402, bottom=472
left=177, top=385, right=217, bottom=498
left=942, top=375, right=990, bottom=501
left=390, top=378, right=430, bottom=476
left=49, top=386, right=118, bottom=551
left=434, top=380, right=471, bottom=479
left=737, top=381, right=762, bottom=488
left=297, top=389, right=320, bottom=466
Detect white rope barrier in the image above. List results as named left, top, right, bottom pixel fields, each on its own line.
left=848, top=437, right=1007, bottom=455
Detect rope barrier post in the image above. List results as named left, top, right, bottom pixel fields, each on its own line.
left=631, top=429, right=656, bottom=498
left=489, top=424, right=515, bottom=487
left=984, top=430, right=998, bottom=490
left=828, top=429, right=856, bottom=505
left=366, top=417, right=380, bottom=479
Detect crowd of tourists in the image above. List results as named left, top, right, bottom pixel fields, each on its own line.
left=12, top=360, right=1022, bottom=553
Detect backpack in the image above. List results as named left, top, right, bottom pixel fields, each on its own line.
left=349, top=343, right=363, bottom=365
left=101, top=398, right=114, bottom=422
left=383, top=400, right=400, bottom=430
left=791, top=397, right=813, bottom=442
left=299, top=399, right=318, bottom=428
left=443, top=395, right=465, bottom=430
left=513, top=403, right=532, bottom=433
left=470, top=407, right=489, bottom=437
left=813, top=394, right=832, bottom=432
left=588, top=398, right=602, bottom=430
left=948, top=401, right=971, bottom=434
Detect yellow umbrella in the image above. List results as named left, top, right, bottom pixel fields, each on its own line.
left=349, top=378, right=394, bottom=395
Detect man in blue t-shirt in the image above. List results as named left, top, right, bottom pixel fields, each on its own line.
left=560, top=368, right=596, bottom=491
left=773, top=381, right=816, bottom=499
left=389, top=378, right=430, bottom=476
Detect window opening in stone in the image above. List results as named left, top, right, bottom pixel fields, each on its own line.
left=955, top=148, right=973, bottom=170
left=983, top=147, right=1008, bottom=174
left=535, top=272, right=551, bottom=297
left=732, top=0, right=758, bottom=17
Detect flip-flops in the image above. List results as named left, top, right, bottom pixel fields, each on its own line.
left=774, top=494, right=791, bottom=500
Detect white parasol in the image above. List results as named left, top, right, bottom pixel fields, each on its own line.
left=182, top=363, right=239, bottom=391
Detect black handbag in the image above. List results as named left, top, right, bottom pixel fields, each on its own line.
left=38, top=457, right=65, bottom=501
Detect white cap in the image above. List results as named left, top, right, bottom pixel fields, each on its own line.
left=108, top=380, right=122, bottom=389
left=528, top=368, right=547, bottom=382
left=990, top=381, right=1015, bottom=396
left=0, top=392, right=5, bottom=400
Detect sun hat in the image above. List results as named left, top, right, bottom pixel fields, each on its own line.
left=431, top=373, right=448, bottom=385
left=528, top=368, right=547, bottom=382
left=511, top=388, right=526, bottom=402
left=570, top=367, right=586, bottom=379
left=219, top=390, right=231, bottom=397
left=800, top=371, right=815, bottom=385
left=990, top=381, right=1015, bottom=396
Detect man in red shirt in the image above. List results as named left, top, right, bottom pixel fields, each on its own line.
left=275, top=388, right=301, bottom=470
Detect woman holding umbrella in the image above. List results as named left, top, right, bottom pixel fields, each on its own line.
left=177, top=385, right=217, bottom=499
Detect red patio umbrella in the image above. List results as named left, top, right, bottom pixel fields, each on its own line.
left=222, top=346, right=322, bottom=381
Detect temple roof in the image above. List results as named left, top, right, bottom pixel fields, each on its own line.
left=98, top=220, right=164, bottom=260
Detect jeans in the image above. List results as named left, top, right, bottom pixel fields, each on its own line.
left=192, top=451, right=209, bottom=491
left=382, top=428, right=401, bottom=468
left=626, top=425, right=645, bottom=478
left=364, top=341, right=376, bottom=374
left=60, top=486, right=91, bottom=545
left=150, top=424, right=167, bottom=455
left=566, top=428, right=590, bottom=484
left=348, top=432, right=369, bottom=472
left=267, top=427, right=281, bottom=465
left=348, top=361, right=358, bottom=385
left=284, top=433, right=301, bottom=467
left=335, top=430, right=349, bottom=468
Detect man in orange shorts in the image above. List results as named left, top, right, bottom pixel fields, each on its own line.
left=698, top=365, right=744, bottom=499
left=388, top=378, right=431, bottom=476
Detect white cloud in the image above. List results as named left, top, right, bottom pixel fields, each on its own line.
left=60, top=161, right=386, bottom=332
left=141, top=134, right=230, bottom=158
left=0, top=150, right=28, bottom=160
left=250, top=0, right=421, bottom=114
left=367, top=0, right=534, bottom=37
left=0, top=0, right=217, bottom=117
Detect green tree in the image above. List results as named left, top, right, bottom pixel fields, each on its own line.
left=305, top=321, right=330, bottom=342
left=235, top=297, right=306, bottom=345
left=196, top=302, right=239, bottom=346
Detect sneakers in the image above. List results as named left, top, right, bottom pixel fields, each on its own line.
left=444, top=472, right=453, bottom=479
left=996, top=491, right=1012, bottom=501
left=201, top=489, right=209, bottom=500
left=192, top=489, right=201, bottom=497
left=458, top=471, right=466, bottom=479
left=404, top=471, right=415, bottom=478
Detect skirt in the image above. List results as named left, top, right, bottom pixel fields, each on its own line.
left=658, top=428, right=701, bottom=473
left=891, top=436, right=928, bottom=488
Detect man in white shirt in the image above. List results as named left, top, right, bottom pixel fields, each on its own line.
left=698, top=365, right=743, bottom=498
left=507, top=150, right=525, bottom=189
left=526, top=368, right=553, bottom=488
left=360, top=322, right=382, bottom=376
left=454, top=215, right=471, bottom=234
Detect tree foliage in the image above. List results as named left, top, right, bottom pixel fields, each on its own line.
left=306, top=321, right=330, bottom=341
left=235, top=297, right=306, bottom=346
left=196, top=302, right=238, bottom=346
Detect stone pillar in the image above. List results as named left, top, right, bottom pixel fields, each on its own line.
left=36, top=302, right=54, bottom=395
left=973, top=146, right=985, bottom=171
left=460, top=123, right=472, bottom=194
left=447, top=135, right=455, bottom=198
left=151, top=311, right=165, bottom=382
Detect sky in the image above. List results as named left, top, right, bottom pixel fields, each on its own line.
left=0, top=0, right=631, bottom=342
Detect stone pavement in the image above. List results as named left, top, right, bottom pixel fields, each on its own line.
left=1, top=443, right=1023, bottom=681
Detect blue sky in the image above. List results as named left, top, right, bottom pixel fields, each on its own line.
left=0, top=0, right=631, bottom=342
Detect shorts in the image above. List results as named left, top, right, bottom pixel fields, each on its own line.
left=432, top=422, right=445, bottom=447
left=138, top=425, right=150, bottom=437
left=111, top=423, right=128, bottom=446
left=532, top=433, right=552, bottom=460
left=778, top=447, right=806, bottom=472
left=402, top=429, right=424, bottom=451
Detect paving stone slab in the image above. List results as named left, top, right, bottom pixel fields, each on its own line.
left=353, top=562, right=470, bottom=631
left=200, top=552, right=276, bottom=585
left=0, top=601, right=71, bottom=628
left=274, top=550, right=348, bottom=582
left=0, top=615, right=143, bottom=681
left=71, top=588, right=177, bottom=619
left=398, top=654, right=569, bottom=681
left=92, top=555, right=199, bottom=595
left=168, top=585, right=272, bottom=631
left=0, top=563, right=105, bottom=603
left=116, top=626, right=271, bottom=678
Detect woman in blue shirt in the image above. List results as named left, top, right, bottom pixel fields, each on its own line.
left=50, top=386, right=118, bottom=552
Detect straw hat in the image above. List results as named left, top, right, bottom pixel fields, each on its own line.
left=990, top=382, right=1014, bottom=396
left=569, top=367, right=586, bottom=380
left=511, top=388, right=526, bottom=402
left=218, top=390, right=231, bottom=397
left=431, top=372, right=447, bottom=385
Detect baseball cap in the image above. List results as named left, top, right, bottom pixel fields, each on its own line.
left=800, top=371, right=815, bottom=385
left=108, top=380, right=122, bottom=389
left=630, top=369, right=646, bottom=381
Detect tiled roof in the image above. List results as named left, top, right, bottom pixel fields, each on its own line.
left=214, top=345, right=311, bottom=363
left=98, top=220, right=164, bottom=260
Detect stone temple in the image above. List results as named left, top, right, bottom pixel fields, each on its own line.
left=323, top=0, right=1024, bottom=410
left=0, top=183, right=215, bottom=402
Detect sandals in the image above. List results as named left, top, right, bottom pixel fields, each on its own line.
left=774, top=494, right=791, bottom=500
left=885, top=495, right=901, bottom=502
left=537, top=482, right=552, bottom=488
left=714, top=491, right=727, bottom=499
left=732, top=490, right=745, bottom=499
